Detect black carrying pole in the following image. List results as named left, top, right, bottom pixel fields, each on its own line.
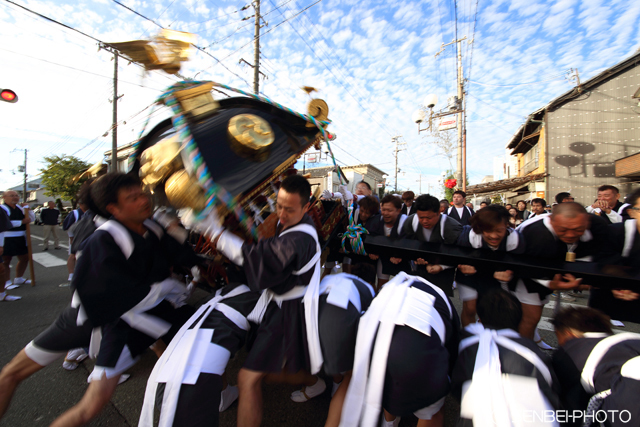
left=363, top=235, right=640, bottom=292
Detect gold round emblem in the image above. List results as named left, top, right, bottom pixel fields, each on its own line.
left=306, top=99, right=329, bottom=128
left=165, top=169, right=207, bottom=211
left=227, top=114, right=274, bottom=162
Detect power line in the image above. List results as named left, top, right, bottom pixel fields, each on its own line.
left=466, top=0, right=479, bottom=84
left=109, top=0, right=252, bottom=87
left=288, top=4, right=396, bottom=132
left=5, top=0, right=105, bottom=45
left=112, top=0, right=163, bottom=29
left=215, top=0, right=325, bottom=63
left=0, top=47, right=170, bottom=89
left=468, top=73, right=569, bottom=87
left=3, top=0, right=177, bottom=85
left=466, top=93, right=528, bottom=119
left=264, top=0, right=394, bottom=139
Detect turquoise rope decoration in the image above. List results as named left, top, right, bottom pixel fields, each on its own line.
left=341, top=200, right=368, bottom=255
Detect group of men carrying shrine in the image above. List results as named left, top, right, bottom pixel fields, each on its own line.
left=0, top=172, right=639, bottom=427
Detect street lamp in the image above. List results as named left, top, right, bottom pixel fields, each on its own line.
left=412, top=94, right=439, bottom=133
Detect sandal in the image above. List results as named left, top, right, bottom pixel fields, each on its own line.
left=62, top=349, right=88, bottom=370
left=290, top=377, right=326, bottom=402
left=0, top=292, right=21, bottom=301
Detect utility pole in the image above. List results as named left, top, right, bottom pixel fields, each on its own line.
left=253, top=0, right=261, bottom=94
left=456, top=37, right=465, bottom=192
left=239, top=1, right=267, bottom=94
left=435, top=36, right=467, bottom=191
left=111, top=53, right=119, bottom=172
left=392, top=136, right=405, bottom=192
left=22, top=149, right=27, bottom=204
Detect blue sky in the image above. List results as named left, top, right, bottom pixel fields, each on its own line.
left=1, top=0, right=639, bottom=197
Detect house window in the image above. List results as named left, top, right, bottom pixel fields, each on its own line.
left=523, top=144, right=539, bottom=174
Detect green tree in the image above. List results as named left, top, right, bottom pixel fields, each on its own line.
left=39, top=155, right=91, bottom=208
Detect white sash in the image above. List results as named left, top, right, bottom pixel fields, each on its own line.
left=280, top=223, right=324, bottom=375
left=139, top=284, right=252, bottom=427
left=340, top=272, right=451, bottom=427
left=581, top=333, right=640, bottom=393
left=459, top=323, right=556, bottom=427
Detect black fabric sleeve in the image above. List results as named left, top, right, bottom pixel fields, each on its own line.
left=241, top=230, right=316, bottom=293
left=73, top=231, right=151, bottom=326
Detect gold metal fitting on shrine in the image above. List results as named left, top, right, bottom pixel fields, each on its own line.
left=165, top=169, right=207, bottom=210
left=306, top=98, right=329, bottom=128
left=139, top=136, right=183, bottom=193
left=171, top=82, right=219, bottom=120
left=227, top=114, right=275, bottom=162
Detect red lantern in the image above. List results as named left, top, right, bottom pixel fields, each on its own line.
left=444, top=179, right=457, bottom=189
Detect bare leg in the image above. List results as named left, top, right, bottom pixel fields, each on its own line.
left=0, top=350, right=46, bottom=419
left=417, top=407, right=444, bottom=427
left=519, top=303, right=543, bottom=340
left=49, top=373, right=121, bottom=427
left=66, top=253, right=76, bottom=277
left=15, top=254, right=29, bottom=279
left=237, top=368, right=267, bottom=427
left=384, top=409, right=397, bottom=422
left=325, top=371, right=351, bottom=427
left=149, top=340, right=167, bottom=358
left=461, top=299, right=477, bottom=327
left=2, top=256, right=11, bottom=283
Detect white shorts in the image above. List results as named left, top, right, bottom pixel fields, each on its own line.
left=88, top=345, right=139, bottom=381
left=24, top=341, right=66, bottom=366
left=458, top=284, right=478, bottom=302
left=501, top=281, right=550, bottom=306
left=414, top=396, right=446, bottom=420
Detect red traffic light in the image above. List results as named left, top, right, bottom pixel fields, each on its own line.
left=1, top=89, right=18, bottom=103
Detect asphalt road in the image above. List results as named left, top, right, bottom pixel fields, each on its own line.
left=1, top=225, right=638, bottom=426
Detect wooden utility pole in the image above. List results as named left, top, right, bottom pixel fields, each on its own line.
left=253, top=0, right=261, bottom=94
left=111, top=53, right=118, bottom=172
left=456, top=38, right=465, bottom=191
left=22, top=149, right=27, bottom=204
left=17, top=149, right=36, bottom=286
left=435, top=36, right=467, bottom=191
left=392, top=136, right=405, bottom=192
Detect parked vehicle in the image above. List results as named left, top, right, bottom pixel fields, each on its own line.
left=33, top=206, right=43, bottom=225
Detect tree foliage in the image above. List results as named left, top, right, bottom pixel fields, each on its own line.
left=443, top=170, right=471, bottom=202
left=39, top=155, right=91, bottom=208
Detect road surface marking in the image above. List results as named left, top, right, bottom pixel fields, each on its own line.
left=30, top=235, right=69, bottom=249
left=31, top=252, right=67, bottom=267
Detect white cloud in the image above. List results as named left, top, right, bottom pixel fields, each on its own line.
left=1, top=0, right=639, bottom=193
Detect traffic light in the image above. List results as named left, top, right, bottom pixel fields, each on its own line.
left=1, top=89, right=18, bottom=103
